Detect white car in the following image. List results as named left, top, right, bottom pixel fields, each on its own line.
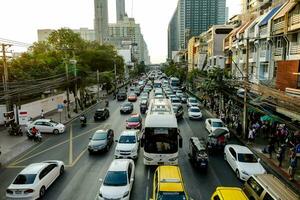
left=171, top=97, right=181, bottom=107
left=205, top=118, right=229, bottom=134
left=27, top=119, right=65, bottom=134
left=6, top=160, right=64, bottom=200
left=187, top=97, right=200, bottom=107
left=98, top=159, right=135, bottom=200
left=188, top=106, right=202, bottom=120
left=115, top=130, right=140, bottom=159
left=224, top=145, right=266, bottom=181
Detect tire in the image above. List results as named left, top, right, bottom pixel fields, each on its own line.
left=39, top=186, right=46, bottom=198
left=53, top=129, right=59, bottom=135
left=236, top=170, right=240, bottom=179
left=60, top=166, right=64, bottom=175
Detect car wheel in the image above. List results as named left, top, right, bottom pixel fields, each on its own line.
left=39, top=186, right=46, bottom=198
left=236, top=170, right=240, bottom=179
left=60, top=166, right=64, bottom=175
left=53, top=129, right=59, bottom=135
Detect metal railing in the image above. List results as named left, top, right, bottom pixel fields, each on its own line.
left=273, top=21, right=284, bottom=33
left=273, top=48, right=283, bottom=56
left=290, top=43, right=300, bottom=55
left=291, top=14, right=300, bottom=26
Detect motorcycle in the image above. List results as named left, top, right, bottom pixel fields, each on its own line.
left=8, top=126, right=23, bottom=136
left=80, top=115, right=87, bottom=127
left=27, top=129, right=42, bottom=142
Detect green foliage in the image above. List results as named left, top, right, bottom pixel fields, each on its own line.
left=199, top=67, right=226, bottom=96
left=163, top=61, right=187, bottom=83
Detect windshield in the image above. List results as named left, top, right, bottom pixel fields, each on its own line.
left=172, top=99, right=180, bottom=103
left=123, top=103, right=132, bottom=107
left=128, top=117, right=140, bottom=123
left=103, top=171, right=127, bottom=186
left=190, top=108, right=200, bottom=112
left=158, top=192, right=187, bottom=200
left=92, top=132, right=107, bottom=140
left=119, top=135, right=136, bottom=143
left=212, top=122, right=224, bottom=127
left=144, top=128, right=178, bottom=154
left=238, top=153, right=258, bottom=163
left=13, top=174, right=36, bottom=184
left=189, top=99, right=197, bottom=103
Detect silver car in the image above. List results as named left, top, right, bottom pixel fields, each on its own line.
left=88, top=129, right=114, bottom=153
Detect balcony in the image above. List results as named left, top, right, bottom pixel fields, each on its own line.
left=272, top=21, right=284, bottom=34
left=289, top=14, right=300, bottom=31
left=290, top=43, right=300, bottom=55
left=259, top=26, right=268, bottom=38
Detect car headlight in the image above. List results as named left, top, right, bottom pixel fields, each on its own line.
left=123, top=191, right=129, bottom=197
left=241, top=170, right=249, bottom=176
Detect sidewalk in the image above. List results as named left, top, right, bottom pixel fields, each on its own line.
left=203, top=108, right=300, bottom=195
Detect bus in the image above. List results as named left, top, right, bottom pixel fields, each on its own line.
left=141, top=98, right=182, bottom=165
left=169, top=77, right=180, bottom=87
left=153, top=79, right=162, bottom=88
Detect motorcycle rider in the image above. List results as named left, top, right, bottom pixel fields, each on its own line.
left=80, top=114, right=87, bottom=125
left=31, top=126, right=38, bottom=137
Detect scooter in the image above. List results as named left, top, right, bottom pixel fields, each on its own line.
left=27, top=130, right=42, bottom=142
left=80, top=115, right=87, bottom=127
left=8, top=126, right=23, bottom=136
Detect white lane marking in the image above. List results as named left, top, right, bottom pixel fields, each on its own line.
left=145, top=186, right=149, bottom=200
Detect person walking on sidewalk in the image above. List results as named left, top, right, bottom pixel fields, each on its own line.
left=288, top=150, right=298, bottom=181
left=268, top=138, right=275, bottom=159
left=276, top=144, right=285, bottom=167
left=40, top=109, right=44, bottom=119
left=248, top=128, right=255, bottom=145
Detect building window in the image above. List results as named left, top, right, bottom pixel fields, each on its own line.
left=276, top=38, right=282, bottom=48
left=291, top=33, right=298, bottom=43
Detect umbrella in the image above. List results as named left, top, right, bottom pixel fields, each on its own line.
left=260, top=115, right=273, bottom=122
left=209, top=128, right=229, bottom=138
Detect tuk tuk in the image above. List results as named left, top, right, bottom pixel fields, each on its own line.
left=188, top=137, right=209, bottom=169
left=140, top=100, right=148, bottom=114
left=207, top=128, right=229, bottom=153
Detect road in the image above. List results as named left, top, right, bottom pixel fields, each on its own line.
left=0, top=91, right=242, bottom=200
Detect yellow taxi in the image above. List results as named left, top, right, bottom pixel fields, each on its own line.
left=211, top=187, right=249, bottom=200
left=150, top=165, right=189, bottom=200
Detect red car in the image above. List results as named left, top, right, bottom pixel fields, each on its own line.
left=126, top=114, right=142, bottom=129
left=128, top=93, right=137, bottom=102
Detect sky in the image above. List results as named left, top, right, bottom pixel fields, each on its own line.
left=0, top=0, right=241, bottom=63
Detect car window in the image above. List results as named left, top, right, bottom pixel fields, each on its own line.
left=247, top=177, right=264, bottom=197
left=92, top=132, right=107, bottom=140
left=49, top=120, right=59, bottom=125
left=238, top=153, right=258, bottom=163
left=103, top=171, right=128, bottom=186
left=43, top=122, right=52, bottom=127
left=35, top=121, right=43, bottom=125
left=128, top=117, right=140, bottom=122
left=263, top=192, right=274, bottom=200
left=39, top=167, right=49, bottom=180
left=157, top=192, right=187, bottom=200
left=13, top=174, right=37, bottom=184
left=213, top=195, right=221, bottom=200
left=190, top=108, right=200, bottom=112
left=212, top=121, right=223, bottom=127
left=119, top=135, right=136, bottom=143
left=229, top=147, right=237, bottom=159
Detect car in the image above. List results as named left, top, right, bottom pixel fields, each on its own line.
left=143, top=86, right=152, bottom=93
left=164, top=91, right=173, bottom=98
left=6, top=160, right=64, bottom=200
left=98, top=159, right=135, bottom=200
left=139, top=96, right=148, bottom=103
left=115, top=130, right=140, bottom=159
left=88, top=129, right=114, bottom=153
left=120, top=102, right=134, bottom=114
left=129, top=86, right=135, bottom=91
left=187, top=97, right=200, bottom=107
left=188, top=106, right=202, bottom=120
left=169, top=94, right=177, bottom=100
left=127, top=93, right=137, bottom=102
left=133, top=88, right=141, bottom=96
left=155, top=94, right=164, bottom=99
left=94, top=108, right=109, bottom=121
left=27, top=119, right=65, bottom=134
left=205, top=118, right=229, bottom=134
left=117, top=90, right=127, bottom=101
left=171, top=97, right=182, bottom=107
left=126, top=114, right=142, bottom=129
left=173, top=104, right=184, bottom=119
left=224, top=145, right=266, bottom=181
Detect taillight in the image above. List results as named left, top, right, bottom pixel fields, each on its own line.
left=24, top=189, right=34, bottom=193
left=6, top=189, right=13, bottom=194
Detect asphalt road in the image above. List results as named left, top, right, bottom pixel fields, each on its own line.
left=0, top=91, right=242, bottom=200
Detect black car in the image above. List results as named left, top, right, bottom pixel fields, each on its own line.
left=120, top=102, right=134, bottom=114
left=117, top=90, right=127, bottom=101
left=188, top=137, right=208, bottom=169
left=88, top=129, right=114, bottom=153
left=94, top=108, right=110, bottom=121
left=173, top=105, right=184, bottom=119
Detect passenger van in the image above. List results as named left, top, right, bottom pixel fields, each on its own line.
left=211, top=187, right=248, bottom=200
left=150, top=166, right=189, bottom=200
left=243, top=174, right=299, bottom=200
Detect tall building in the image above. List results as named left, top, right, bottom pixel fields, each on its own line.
left=94, top=0, right=108, bottom=44
left=168, top=0, right=227, bottom=58
left=168, top=8, right=179, bottom=59
left=37, top=28, right=95, bottom=42
left=116, top=0, right=126, bottom=22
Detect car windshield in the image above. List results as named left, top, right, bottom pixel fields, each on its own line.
left=92, top=132, right=107, bottom=140
left=13, top=174, right=36, bottom=184
left=129, top=93, right=136, bottom=97
left=103, top=171, right=127, bottom=186
left=128, top=117, right=140, bottom=122
left=189, top=99, right=197, bottom=103
left=238, top=153, right=257, bottom=163
left=96, top=110, right=104, bottom=114
left=190, top=108, right=200, bottom=112
left=123, top=103, right=132, bottom=107
left=172, top=99, right=180, bottom=103
left=212, top=121, right=223, bottom=127
left=158, top=192, right=187, bottom=200
left=49, top=120, right=59, bottom=125
left=119, top=135, right=136, bottom=143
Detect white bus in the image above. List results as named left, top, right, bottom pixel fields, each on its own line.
left=141, top=98, right=182, bottom=165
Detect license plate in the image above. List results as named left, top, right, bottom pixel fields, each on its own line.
left=201, top=163, right=206, bottom=166
left=15, top=191, right=22, bottom=194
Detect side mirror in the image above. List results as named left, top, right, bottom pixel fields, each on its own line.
left=99, top=178, right=103, bottom=182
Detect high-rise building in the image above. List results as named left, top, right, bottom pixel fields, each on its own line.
left=94, top=0, right=108, bottom=44
left=37, top=28, right=95, bottom=42
left=168, top=0, right=227, bottom=58
left=168, top=8, right=179, bottom=59
left=116, top=0, right=126, bottom=22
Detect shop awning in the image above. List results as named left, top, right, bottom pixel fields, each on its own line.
left=258, top=4, right=283, bottom=26
left=273, top=1, right=297, bottom=20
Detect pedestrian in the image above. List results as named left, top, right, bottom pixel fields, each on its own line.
left=40, top=109, right=44, bottom=119
left=288, top=150, right=298, bottom=181
left=248, top=128, right=255, bottom=145
left=268, top=138, right=275, bottom=159
left=276, top=144, right=285, bottom=167
left=236, top=121, right=242, bottom=136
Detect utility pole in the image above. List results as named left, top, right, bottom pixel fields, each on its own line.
left=1, top=44, right=11, bottom=112
left=243, top=38, right=250, bottom=139
left=97, top=69, right=100, bottom=101
left=65, top=57, right=71, bottom=119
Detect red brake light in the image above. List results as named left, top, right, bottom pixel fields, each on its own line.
left=24, top=189, right=34, bottom=193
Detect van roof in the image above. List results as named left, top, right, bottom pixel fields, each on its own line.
left=216, top=187, right=248, bottom=200
left=251, top=174, right=299, bottom=200
left=158, top=166, right=184, bottom=192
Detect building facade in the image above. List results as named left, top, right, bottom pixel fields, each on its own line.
left=94, top=0, right=108, bottom=44
left=37, top=28, right=95, bottom=42
left=116, top=0, right=126, bottom=22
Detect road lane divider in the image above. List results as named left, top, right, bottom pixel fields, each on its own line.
left=70, top=147, right=87, bottom=167
left=10, top=142, right=44, bottom=166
